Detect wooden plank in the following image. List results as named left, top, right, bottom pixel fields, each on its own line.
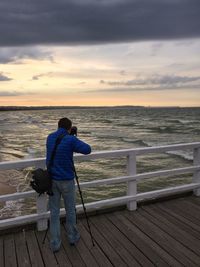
left=4, top=234, right=17, bottom=267
left=35, top=231, right=58, bottom=267
left=112, top=212, right=177, bottom=267
left=155, top=203, right=200, bottom=239
left=188, top=196, right=200, bottom=204
left=14, top=231, right=31, bottom=267
left=62, top=223, right=98, bottom=267
left=187, top=196, right=200, bottom=210
left=53, top=245, right=73, bottom=267
left=179, top=198, right=200, bottom=213
left=60, top=224, right=86, bottom=267
left=91, top=215, right=141, bottom=267
left=123, top=210, right=197, bottom=267
left=162, top=200, right=200, bottom=230
left=165, top=199, right=200, bottom=225
left=102, top=214, right=155, bottom=267
left=137, top=209, right=200, bottom=266
left=78, top=221, right=113, bottom=267
left=25, top=230, right=44, bottom=267
left=188, top=196, right=200, bottom=207
left=81, top=218, right=127, bottom=267
left=141, top=205, right=200, bottom=264
left=47, top=229, right=72, bottom=267
left=0, top=235, right=4, bottom=267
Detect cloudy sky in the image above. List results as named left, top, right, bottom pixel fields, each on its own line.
left=0, top=0, right=200, bottom=107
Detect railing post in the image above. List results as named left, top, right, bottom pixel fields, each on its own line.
left=126, top=152, right=137, bottom=210
left=193, top=147, right=200, bottom=196
left=36, top=194, right=48, bottom=231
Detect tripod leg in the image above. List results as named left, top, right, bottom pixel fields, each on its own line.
left=42, top=221, right=49, bottom=244
left=76, top=176, right=95, bottom=246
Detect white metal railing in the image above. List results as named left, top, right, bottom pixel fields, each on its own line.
left=0, top=142, right=200, bottom=231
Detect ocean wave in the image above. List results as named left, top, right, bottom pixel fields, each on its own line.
left=0, top=119, right=8, bottom=123
left=24, top=147, right=37, bottom=159
left=0, top=149, right=26, bottom=159
left=167, top=150, right=193, bottom=161
left=21, top=116, right=41, bottom=124
left=117, top=122, right=137, bottom=127
left=192, top=129, right=200, bottom=134
left=167, top=118, right=198, bottom=125
left=0, top=200, right=23, bottom=219
left=166, top=119, right=181, bottom=124
left=93, top=131, right=123, bottom=140
left=80, top=130, right=91, bottom=135
left=92, top=119, right=113, bottom=124
left=147, top=126, right=175, bottom=133
left=178, top=119, right=198, bottom=124
left=122, top=138, right=149, bottom=147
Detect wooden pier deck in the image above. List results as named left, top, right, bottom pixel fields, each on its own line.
left=1, top=195, right=200, bottom=267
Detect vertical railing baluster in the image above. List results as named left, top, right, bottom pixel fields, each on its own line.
left=36, top=194, right=48, bottom=231
left=127, top=152, right=137, bottom=210
left=193, top=147, right=200, bottom=196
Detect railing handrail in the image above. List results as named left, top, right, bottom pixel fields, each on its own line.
left=0, top=142, right=200, bottom=231
left=0, top=142, right=200, bottom=170
left=1, top=165, right=200, bottom=203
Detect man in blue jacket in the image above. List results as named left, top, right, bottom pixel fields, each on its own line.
left=46, top=117, right=91, bottom=252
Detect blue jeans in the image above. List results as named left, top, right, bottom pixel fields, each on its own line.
left=49, top=179, right=80, bottom=250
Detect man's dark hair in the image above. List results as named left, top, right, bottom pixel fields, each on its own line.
left=58, top=117, right=72, bottom=130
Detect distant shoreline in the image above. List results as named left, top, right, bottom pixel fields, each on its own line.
left=1, top=105, right=199, bottom=112
left=0, top=105, right=144, bottom=111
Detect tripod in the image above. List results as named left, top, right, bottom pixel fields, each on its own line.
left=43, top=165, right=95, bottom=247
left=73, top=165, right=95, bottom=247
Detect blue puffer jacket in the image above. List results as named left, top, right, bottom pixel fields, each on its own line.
left=46, top=127, right=91, bottom=180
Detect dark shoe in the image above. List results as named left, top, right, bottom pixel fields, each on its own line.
left=69, top=235, right=80, bottom=246
left=52, top=247, right=60, bottom=253
left=50, top=241, right=61, bottom=253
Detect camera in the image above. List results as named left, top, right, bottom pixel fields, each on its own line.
left=70, top=126, right=77, bottom=136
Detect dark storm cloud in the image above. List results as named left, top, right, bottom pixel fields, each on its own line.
left=100, top=75, right=200, bottom=86
left=0, top=0, right=200, bottom=46
left=0, top=73, right=12, bottom=81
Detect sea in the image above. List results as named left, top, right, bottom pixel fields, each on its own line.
left=0, top=107, right=200, bottom=219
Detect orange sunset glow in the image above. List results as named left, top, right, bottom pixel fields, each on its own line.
left=1, top=41, right=200, bottom=107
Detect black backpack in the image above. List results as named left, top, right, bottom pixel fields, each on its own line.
left=30, top=133, right=66, bottom=195
left=30, top=168, right=52, bottom=195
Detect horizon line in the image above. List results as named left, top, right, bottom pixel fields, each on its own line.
left=0, top=105, right=200, bottom=110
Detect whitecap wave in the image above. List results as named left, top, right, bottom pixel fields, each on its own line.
left=0, top=200, right=23, bottom=219
left=167, top=150, right=193, bottom=161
